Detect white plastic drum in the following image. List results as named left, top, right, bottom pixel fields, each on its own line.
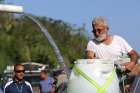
left=67, top=59, right=120, bottom=93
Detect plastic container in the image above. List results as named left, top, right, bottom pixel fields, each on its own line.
left=67, top=59, right=120, bottom=93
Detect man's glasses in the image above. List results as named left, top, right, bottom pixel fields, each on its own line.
left=92, top=28, right=105, bottom=33
left=15, top=70, right=25, bottom=73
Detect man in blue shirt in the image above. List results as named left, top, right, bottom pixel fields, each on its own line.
left=39, top=70, right=55, bottom=93
left=4, top=64, right=33, bottom=93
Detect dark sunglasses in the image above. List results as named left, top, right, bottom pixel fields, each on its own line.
left=92, top=28, right=105, bottom=32
left=15, top=70, right=25, bottom=73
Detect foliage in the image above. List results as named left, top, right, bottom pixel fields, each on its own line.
left=0, top=13, right=88, bottom=72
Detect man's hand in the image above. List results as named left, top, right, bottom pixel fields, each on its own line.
left=86, top=51, right=95, bottom=59
left=130, top=64, right=140, bottom=76
left=122, top=62, right=136, bottom=71
left=126, top=50, right=139, bottom=71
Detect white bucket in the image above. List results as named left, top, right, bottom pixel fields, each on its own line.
left=67, top=59, right=120, bottom=93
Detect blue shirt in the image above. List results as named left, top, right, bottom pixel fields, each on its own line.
left=4, top=80, right=33, bottom=93
left=39, top=76, right=54, bottom=93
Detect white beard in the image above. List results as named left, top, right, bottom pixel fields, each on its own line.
left=95, top=33, right=107, bottom=42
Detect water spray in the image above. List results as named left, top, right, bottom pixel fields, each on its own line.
left=0, top=4, right=69, bottom=74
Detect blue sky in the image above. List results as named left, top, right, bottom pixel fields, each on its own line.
left=5, top=0, right=140, bottom=54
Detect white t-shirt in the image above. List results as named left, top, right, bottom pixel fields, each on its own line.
left=86, top=35, right=133, bottom=60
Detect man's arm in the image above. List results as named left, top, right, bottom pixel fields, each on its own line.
left=125, top=50, right=139, bottom=71
left=86, top=50, right=96, bottom=59
left=128, top=50, right=138, bottom=63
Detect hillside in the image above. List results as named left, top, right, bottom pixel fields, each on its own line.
left=0, top=13, right=88, bottom=73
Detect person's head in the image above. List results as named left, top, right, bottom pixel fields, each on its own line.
left=40, top=70, right=48, bottom=80
left=92, top=17, right=109, bottom=42
left=14, top=64, right=25, bottom=81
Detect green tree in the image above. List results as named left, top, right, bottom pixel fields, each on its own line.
left=0, top=14, right=88, bottom=73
